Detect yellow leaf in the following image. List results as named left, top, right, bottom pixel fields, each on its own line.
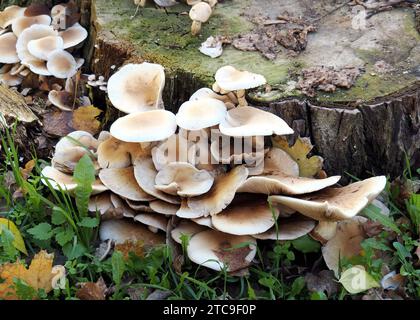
left=72, top=105, right=102, bottom=135
left=0, top=250, right=56, bottom=300
left=272, top=136, right=323, bottom=177
left=0, top=218, right=27, bottom=255
left=339, top=265, right=380, bottom=294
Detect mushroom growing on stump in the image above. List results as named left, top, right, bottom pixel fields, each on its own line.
left=0, top=33, right=19, bottom=64
left=46, top=49, right=77, bottom=79
left=59, top=23, right=88, bottom=49
left=107, top=63, right=165, bottom=113
left=0, top=5, right=26, bottom=29
left=214, top=66, right=266, bottom=106
left=268, top=176, right=387, bottom=221
left=27, top=35, right=64, bottom=60
left=187, top=229, right=257, bottom=272
left=189, top=2, right=212, bottom=36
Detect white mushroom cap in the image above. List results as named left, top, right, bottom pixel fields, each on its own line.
left=27, top=35, right=64, bottom=60
left=46, top=49, right=77, bottom=79
left=215, top=65, right=266, bottom=91
left=211, top=195, right=280, bottom=235
left=187, top=165, right=249, bottom=217
left=110, top=110, right=177, bottom=143
left=268, top=176, right=387, bottom=221
left=41, top=166, right=107, bottom=194
left=99, top=219, right=165, bottom=245
left=263, top=148, right=299, bottom=176
left=16, top=24, right=57, bottom=65
left=25, top=59, right=51, bottom=76
left=48, top=90, right=73, bottom=111
left=52, top=146, right=95, bottom=173
left=322, top=216, right=367, bottom=276
left=107, top=63, right=165, bottom=114
left=59, top=23, right=88, bottom=49
left=189, top=87, right=233, bottom=104
left=187, top=230, right=257, bottom=272
left=133, top=156, right=180, bottom=204
left=155, top=162, right=214, bottom=197
left=176, top=98, right=227, bottom=131
left=134, top=213, right=168, bottom=232
left=0, top=5, right=25, bottom=29
left=149, top=200, right=179, bottom=215
left=98, top=167, right=154, bottom=201
left=176, top=199, right=203, bottom=219
left=171, top=220, right=207, bottom=244
left=219, top=106, right=294, bottom=137
left=12, top=15, right=52, bottom=37
left=192, top=216, right=214, bottom=228
left=189, top=2, right=212, bottom=23
left=252, top=215, right=316, bottom=240
left=0, top=33, right=19, bottom=63
left=239, top=174, right=341, bottom=195
left=55, top=130, right=99, bottom=153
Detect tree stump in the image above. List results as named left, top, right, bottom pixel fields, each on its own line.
left=2, top=0, right=419, bottom=180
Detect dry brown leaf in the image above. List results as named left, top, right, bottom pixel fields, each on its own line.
left=72, top=105, right=102, bottom=135
left=0, top=251, right=57, bottom=300
left=115, top=240, right=145, bottom=260
left=42, top=109, right=74, bottom=137
left=272, top=136, right=323, bottom=177
left=76, top=277, right=107, bottom=300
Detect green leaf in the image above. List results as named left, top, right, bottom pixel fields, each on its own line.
left=62, top=241, right=86, bottom=259
left=291, top=235, right=321, bottom=253
left=339, top=265, right=380, bottom=294
left=27, top=223, right=53, bottom=241
left=290, top=276, right=305, bottom=297
left=361, top=238, right=391, bottom=252
left=54, top=226, right=75, bottom=246
left=393, top=242, right=411, bottom=259
left=111, top=251, right=126, bottom=287
left=73, top=154, right=95, bottom=217
left=51, top=207, right=67, bottom=225
left=310, top=291, right=328, bottom=300
left=363, top=204, right=401, bottom=234
left=0, top=218, right=27, bottom=255
left=77, top=217, right=99, bottom=228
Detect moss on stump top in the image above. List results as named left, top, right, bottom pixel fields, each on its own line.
left=92, top=0, right=419, bottom=103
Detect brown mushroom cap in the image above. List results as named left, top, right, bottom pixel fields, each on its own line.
left=176, top=199, right=203, bottom=219
left=99, top=219, right=165, bottom=245
left=171, top=220, right=207, bottom=244
left=215, top=65, right=266, bottom=91
left=88, top=192, right=113, bottom=215
left=211, top=194, right=280, bottom=235
left=0, top=5, right=26, bottom=29
left=12, top=15, right=52, bottom=36
left=187, top=229, right=257, bottom=272
left=107, top=63, right=165, bottom=114
left=0, top=32, right=19, bottom=64
left=98, top=167, right=154, bottom=201
left=59, top=23, right=88, bottom=49
left=110, top=110, right=177, bottom=143
left=239, top=174, right=341, bottom=195
left=133, top=156, right=180, bottom=204
left=155, top=162, right=214, bottom=197
left=192, top=216, right=214, bottom=228
left=322, top=216, right=367, bottom=275
left=0, top=71, right=23, bottom=86
left=252, top=215, right=316, bottom=240
left=268, top=176, right=386, bottom=221
left=219, top=106, right=294, bottom=137
left=149, top=200, right=179, bottom=215
left=46, top=49, right=77, bottom=79
left=134, top=213, right=168, bottom=232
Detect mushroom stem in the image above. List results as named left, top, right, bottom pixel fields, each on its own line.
left=236, top=89, right=247, bottom=106
left=148, top=226, right=159, bottom=233
left=191, top=20, right=202, bottom=36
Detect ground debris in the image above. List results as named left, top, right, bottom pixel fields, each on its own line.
left=232, top=12, right=316, bottom=60
left=76, top=277, right=108, bottom=300
left=296, top=66, right=362, bottom=97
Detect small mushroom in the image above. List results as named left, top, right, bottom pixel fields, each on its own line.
left=219, top=106, right=294, bottom=137
left=134, top=213, right=168, bottom=233
left=133, top=156, right=181, bottom=204
left=55, top=130, right=99, bottom=153
left=187, top=165, right=249, bottom=216
left=46, top=49, right=77, bottom=79
left=176, top=199, right=203, bottom=219
left=52, top=146, right=97, bottom=173
left=176, top=98, right=227, bottom=131
left=27, top=35, right=64, bottom=60
left=59, top=23, right=88, bottom=49
left=171, top=220, right=207, bottom=244
left=98, top=167, right=155, bottom=201
left=48, top=89, right=74, bottom=111
left=88, top=192, right=114, bottom=215
left=187, top=229, right=257, bottom=271
left=149, top=200, right=179, bottom=215
left=110, top=193, right=136, bottom=218
left=310, top=221, right=338, bottom=244
left=192, top=216, right=214, bottom=228
left=0, top=5, right=26, bottom=29
left=110, top=110, right=177, bottom=143
left=189, top=87, right=235, bottom=106
left=189, top=2, right=212, bottom=36
left=268, top=176, right=386, bottom=221
left=211, top=194, right=280, bottom=235
left=0, top=71, right=23, bottom=86
left=99, top=219, right=165, bottom=245
left=0, top=33, right=19, bottom=63
left=252, top=215, right=316, bottom=240
left=107, top=63, right=165, bottom=113
left=12, top=15, right=52, bottom=36
left=155, top=162, right=214, bottom=197
left=215, top=66, right=267, bottom=106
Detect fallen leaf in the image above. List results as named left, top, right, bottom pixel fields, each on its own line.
left=72, top=105, right=102, bottom=135
left=339, top=265, right=380, bottom=294
left=114, top=240, right=144, bottom=260
left=20, top=159, right=36, bottom=181
left=305, top=270, right=339, bottom=297
left=76, top=277, right=107, bottom=300
left=0, top=251, right=60, bottom=299
left=0, top=218, right=27, bottom=255
left=42, top=109, right=74, bottom=137
left=272, top=136, right=323, bottom=177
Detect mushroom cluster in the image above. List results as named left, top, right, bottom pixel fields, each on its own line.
left=0, top=2, right=87, bottom=88
left=43, top=62, right=387, bottom=273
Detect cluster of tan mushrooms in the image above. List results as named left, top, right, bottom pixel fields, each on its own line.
left=41, top=62, right=387, bottom=273
left=0, top=3, right=87, bottom=87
